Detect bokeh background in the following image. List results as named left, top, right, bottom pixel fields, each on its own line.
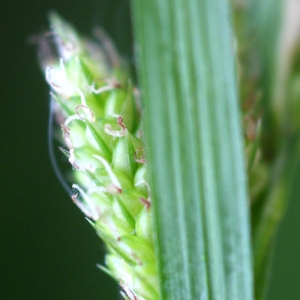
left=1, top=1, right=299, bottom=299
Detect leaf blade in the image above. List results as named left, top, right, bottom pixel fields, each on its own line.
left=130, top=0, right=253, bottom=299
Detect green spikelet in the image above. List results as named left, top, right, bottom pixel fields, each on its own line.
left=41, top=13, right=159, bottom=300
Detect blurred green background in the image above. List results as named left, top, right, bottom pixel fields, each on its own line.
left=1, top=1, right=299, bottom=299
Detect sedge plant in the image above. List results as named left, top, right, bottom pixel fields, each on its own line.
left=36, top=0, right=300, bottom=298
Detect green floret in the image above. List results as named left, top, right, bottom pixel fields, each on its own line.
left=41, top=12, right=159, bottom=300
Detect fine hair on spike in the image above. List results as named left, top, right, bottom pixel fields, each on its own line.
left=70, top=187, right=80, bottom=199
left=69, top=149, right=81, bottom=170
left=119, top=283, right=138, bottom=300
left=75, top=104, right=95, bottom=121
left=74, top=87, right=87, bottom=106
left=46, top=66, right=71, bottom=97
left=140, top=197, right=151, bottom=209
left=88, top=84, right=116, bottom=95
left=104, top=124, right=126, bottom=137
left=64, top=114, right=80, bottom=127
left=117, top=116, right=126, bottom=130
left=46, top=67, right=61, bottom=89
left=134, top=148, right=146, bottom=164
left=93, top=155, right=122, bottom=190
left=104, top=115, right=126, bottom=138
left=72, top=184, right=99, bottom=220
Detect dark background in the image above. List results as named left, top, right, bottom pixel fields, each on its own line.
left=1, top=1, right=300, bottom=299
